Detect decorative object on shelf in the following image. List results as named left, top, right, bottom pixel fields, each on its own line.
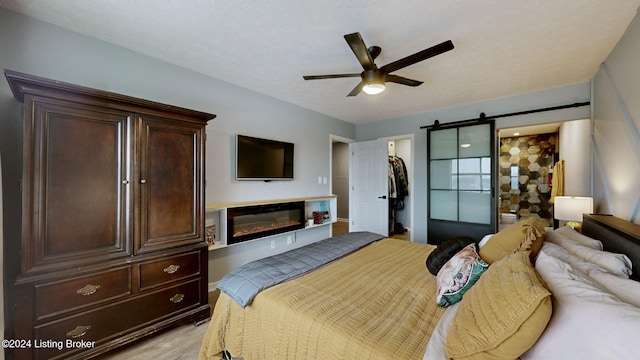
left=313, top=211, right=322, bottom=224
left=205, top=224, right=216, bottom=246
left=318, top=201, right=330, bottom=223
left=554, top=196, right=594, bottom=232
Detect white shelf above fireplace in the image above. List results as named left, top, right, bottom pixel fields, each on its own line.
left=205, top=195, right=337, bottom=250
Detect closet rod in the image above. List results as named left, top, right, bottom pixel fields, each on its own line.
left=419, top=101, right=590, bottom=129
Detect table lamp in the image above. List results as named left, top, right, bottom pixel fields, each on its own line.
left=554, top=196, right=593, bottom=232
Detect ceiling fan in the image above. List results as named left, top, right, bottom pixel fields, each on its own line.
left=303, top=32, right=454, bottom=96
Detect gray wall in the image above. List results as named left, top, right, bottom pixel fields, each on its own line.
left=356, top=84, right=591, bottom=242
left=593, top=11, right=640, bottom=223
left=559, top=119, right=592, bottom=197
left=0, top=8, right=355, bottom=285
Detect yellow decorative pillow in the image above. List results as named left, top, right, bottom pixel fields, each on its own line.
left=445, top=251, right=552, bottom=360
left=478, top=217, right=546, bottom=264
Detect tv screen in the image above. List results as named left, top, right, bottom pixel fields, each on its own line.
left=235, top=134, right=294, bottom=180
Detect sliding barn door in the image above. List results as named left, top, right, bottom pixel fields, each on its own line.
left=427, top=121, right=496, bottom=245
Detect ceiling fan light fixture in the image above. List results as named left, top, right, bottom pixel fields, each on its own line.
left=362, top=69, right=386, bottom=95
left=363, top=83, right=385, bottom=95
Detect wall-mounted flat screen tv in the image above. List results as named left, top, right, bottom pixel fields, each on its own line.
left=235, top=134, right=294, bottom=180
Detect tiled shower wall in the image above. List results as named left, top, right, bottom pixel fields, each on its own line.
left=499, top=133, right=556, bottom=226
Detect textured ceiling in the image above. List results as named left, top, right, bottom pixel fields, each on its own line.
left=1, top=0, right=638, bottom=124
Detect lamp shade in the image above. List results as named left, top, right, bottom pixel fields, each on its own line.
left=554, top=196, right=593, bottom=221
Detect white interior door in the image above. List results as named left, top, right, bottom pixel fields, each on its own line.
left=349, top=139, right=389, bottom=236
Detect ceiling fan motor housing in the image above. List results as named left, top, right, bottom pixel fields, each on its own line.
left=363, top=69, right=386, bottom=85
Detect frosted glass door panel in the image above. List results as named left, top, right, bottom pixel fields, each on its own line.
left=459, top=192, right=491, bottom=224
left=459, top=124, right=491, bottom=158
left=430, top=160, right=457, bottom=189
left=459, top=158, right=480, bottom=173
left=482, top=157, right=491, bottom=170
left=430, top=190, right=457, bottom=221
left=430, top=128, right=457, bottom=159
left=481, top=175, right=491, bottom=191
left=459, top=175, right=482, bottom=191
left=458, top=157, right=491, bottom=191
left=459, top=175, right=491, bottom=191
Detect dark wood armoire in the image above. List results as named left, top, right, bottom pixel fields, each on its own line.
left=3, top=70, right=215, bottom=359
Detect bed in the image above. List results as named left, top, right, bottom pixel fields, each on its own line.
left=199, top=214, right=640, bottom=360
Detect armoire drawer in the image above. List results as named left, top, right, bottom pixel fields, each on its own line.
left=6, top=71, right=213, bottom=360
left=35, top=267, right=131, bottom=321
left=33, top=278, right=202, bottom=360
left=138, top=251, right=200, bottom=290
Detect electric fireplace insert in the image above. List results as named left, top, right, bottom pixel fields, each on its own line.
left=227, top=201, right=305, bottom=245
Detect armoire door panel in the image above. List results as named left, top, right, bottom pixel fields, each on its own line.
left=136, top=116, right=203, bottom=253
left=25, top=98, right=132, bottom=273
left=6, top=70, right=214, bottom=360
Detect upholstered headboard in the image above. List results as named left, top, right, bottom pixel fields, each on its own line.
left=582, top=214, right=640, bottom=281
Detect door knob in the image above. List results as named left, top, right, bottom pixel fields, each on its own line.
left=378, top=195, right=387, bottom=199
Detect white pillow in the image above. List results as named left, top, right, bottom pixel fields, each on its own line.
left=477, top=234, right=493, bottom=249
left=543, top=231, right=632, bottom=278
left=423, top=302, right=460, bottom=360
left=540, top=242, right=605, bottom=276
left=523, top=251, right=640, bottom=360
left=588, top=268, right=640, bottom=308
left=541, top=242, right=640, bottom=307
left=554, top=226, right=603, bottom=250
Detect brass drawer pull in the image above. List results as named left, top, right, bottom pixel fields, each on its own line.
left=67, top=325, right=91, bottom=339
left=76, top=284, right=101, bottom=296
left=170, top=294, right=185, bottom=304
left=163, top=264, right=180, bottom=274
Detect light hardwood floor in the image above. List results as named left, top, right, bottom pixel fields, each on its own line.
left=94, top=321, right=209, bottom=360
left=332, top=219, right=410, bottom=241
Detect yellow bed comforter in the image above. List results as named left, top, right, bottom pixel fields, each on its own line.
left=199, top=239, right=445, bottom=360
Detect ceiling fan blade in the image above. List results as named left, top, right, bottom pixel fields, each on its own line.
left=386, top=74, right=423, bottom=87
left=347, top=81, right=364, bottom=97
left=344, top=32, right=376, bottom=71
left=380, top=40, right=454, bottom=74
left=303, top=73, right=361, bottom=80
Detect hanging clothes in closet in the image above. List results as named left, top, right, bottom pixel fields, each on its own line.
left=388, top=155, right=409, bottom=235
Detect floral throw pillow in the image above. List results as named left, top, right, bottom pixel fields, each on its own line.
left=436, top=243, right=489, bottom=307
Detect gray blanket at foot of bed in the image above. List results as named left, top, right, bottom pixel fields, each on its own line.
left=217, top=231, right=385, bottom=307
